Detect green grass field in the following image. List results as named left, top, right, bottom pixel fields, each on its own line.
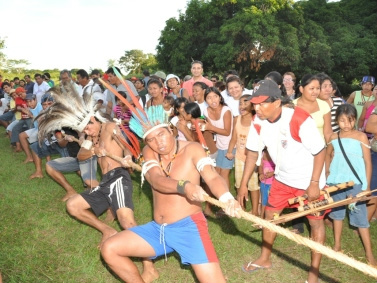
left=0, top=127, right=376, bottom=283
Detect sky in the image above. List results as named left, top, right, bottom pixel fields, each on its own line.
left=0, top=0, right=189, bottom=72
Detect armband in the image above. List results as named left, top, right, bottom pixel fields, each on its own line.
left=177, top=180, right=189, bottom=195
left=219, top=192, right=235, bottom=203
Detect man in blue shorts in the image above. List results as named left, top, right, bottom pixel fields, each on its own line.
left=100, top=105, right=241, bottom=283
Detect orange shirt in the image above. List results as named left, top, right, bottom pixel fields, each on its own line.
left=182, top=76, right=213, bottom=97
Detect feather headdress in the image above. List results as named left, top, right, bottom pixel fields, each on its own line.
left=35, top=83, right=108, bottom=142
left=98, top=66, right=169, bottom=140
left=129, top=104, right=169, bottom=139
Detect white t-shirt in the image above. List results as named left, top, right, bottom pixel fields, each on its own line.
left=196, top=101, right=208, bottom=116
left=224, top=96, right=240, bottom=116
left=246, top=107, right=325, bottom=189
left=33, top=81, right=51, bottom=103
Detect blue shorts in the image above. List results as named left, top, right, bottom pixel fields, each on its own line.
left=47, top=156, right=97, bottom=182
left=260, top=182, right=271, bottom=206
left=129, top=212, right=219, bottom=265
left=216, top=148, right=235, bottom=169
left=328, top=183, right=369, bottom=228
left=370, top=151, right=377, bottom=196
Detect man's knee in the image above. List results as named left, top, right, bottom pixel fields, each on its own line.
left=66, top=195, right=83, bottom=216
left=45, top=163, right=54, bottom=175
left=308, top=218, right=324, bottom=229
left=117, top=208, right=136, bottom=230
left=101, top=237, right=118, bottom=262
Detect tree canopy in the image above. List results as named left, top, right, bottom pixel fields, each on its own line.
left=155, top=0, right=377, bottom=93
left=0, top=37, right=30, bottom=74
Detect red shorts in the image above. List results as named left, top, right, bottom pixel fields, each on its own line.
left=266, top=179, right=328, bottom=220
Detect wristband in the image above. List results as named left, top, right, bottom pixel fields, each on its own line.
left=177, top=180, right=189, bottom=194
left=219, top=192, right=235, bottom=203
left=310, top=180, right=319, bottom=183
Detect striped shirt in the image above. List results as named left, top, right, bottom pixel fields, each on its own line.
left=330, top=97, right=343, bottom=133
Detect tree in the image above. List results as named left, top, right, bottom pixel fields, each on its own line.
left=0, top=36, right=30, bottom=73
left=118, top=50, right=157, bottom=75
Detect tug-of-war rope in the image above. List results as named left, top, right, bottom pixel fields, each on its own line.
left=203, top=195, right=377, bottom=279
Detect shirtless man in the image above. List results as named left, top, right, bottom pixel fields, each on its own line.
left=65, top=115, right=158, bottom=282
left=100, top=124, right=241, bottom=283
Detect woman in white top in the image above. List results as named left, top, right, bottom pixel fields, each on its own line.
left=224, top=76, right=243, bottom=117
left=203, top=87, right=233, bottom=188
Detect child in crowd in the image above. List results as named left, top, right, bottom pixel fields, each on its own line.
left=12, top=87, right=32, bottom=152
left=162, top=95, right=174, bottom=119
left=170, top=97, right=189, bottom=141
left=182, top=102, right=203, bottom=142
left=258, top=149, right=275, bottom=218
left=325, top=104, right=376, bottom=266
left=19, top=93, right=43, bottom=163
left=192, top=82, right=208, bottom=114
left=226, top=94, right=259, bottom=214
left=113, top=91, right=132, bottom=131
left=6, top=89, right=20, bottom=139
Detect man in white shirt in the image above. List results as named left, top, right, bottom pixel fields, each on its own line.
left=59, top=69, right=82, bottom=94
left=33, top=73, right=51, bottom=103
left=76, top=69, right=104, bottom=106
left=237, top=80, right=326, bottom=283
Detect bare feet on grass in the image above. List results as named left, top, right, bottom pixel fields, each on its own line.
left=104, top=210, right=115, bottom=223
left=29, top=172, right=43, bottom=179
left=23, top=158, right=34, bottom=164
left=141, top=268, right=159, bottom=283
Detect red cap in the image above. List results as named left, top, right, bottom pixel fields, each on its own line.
left=130, top=76, right=138, bottom=81
left=250, top=95, right=269, bottom=104
left=15, top=87, right=25, bottom=94
left=102, top=73, right=109, bottom=81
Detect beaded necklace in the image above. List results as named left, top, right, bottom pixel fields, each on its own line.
left=158, top=140, right=179, bottom=177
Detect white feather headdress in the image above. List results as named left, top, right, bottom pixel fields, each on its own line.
left=36, top=83, right=108, bottom=142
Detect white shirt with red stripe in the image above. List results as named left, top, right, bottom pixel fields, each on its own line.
left=246, top=107, right=325, bottom=190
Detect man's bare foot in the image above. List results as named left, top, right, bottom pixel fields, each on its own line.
left=61, top=192, right=78, bottom=202
left=332, top=246, right=343, bottom=252
left=98, top=228, right=118, bottom=249
left=141, top=268, right=159, bottom=283
left=104, top=211, right=115, bottom=223
left=23, top=158, right=34, bottom=164
left=29, top=173, right=43, bottom=179
left=13, top=148, right=23, bottom=153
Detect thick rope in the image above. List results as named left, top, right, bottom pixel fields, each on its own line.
left=204, top=195, right=377, bottom=279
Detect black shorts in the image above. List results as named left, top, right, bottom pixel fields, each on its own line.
left=81, top=167, right=134, bottom=216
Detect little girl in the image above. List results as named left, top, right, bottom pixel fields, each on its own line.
left=226, top=95, right=259, bottom=214
left=113, top=91, right=132, bottom=131
left=162, top=96, right=175, bottom=118
left=170, top=97, right=189, bottom=141
left=325, top=104, right=376, bottom=266
left=258, top=149, right=275, bottom=219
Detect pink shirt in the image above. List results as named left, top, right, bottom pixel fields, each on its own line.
left=182, top=76, right=213, bottom=97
